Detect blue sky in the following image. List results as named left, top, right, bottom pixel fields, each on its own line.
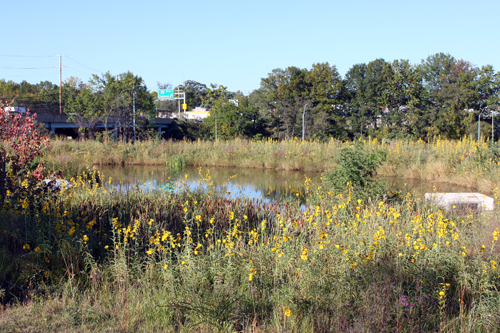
left=2, top=0, right=499, bottom=94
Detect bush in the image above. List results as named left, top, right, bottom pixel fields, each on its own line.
left=0, top=97, right=49, bottom=207
left=324, top=141, right=386, bottom=200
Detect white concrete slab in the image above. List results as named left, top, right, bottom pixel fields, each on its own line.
left=425, top=193, right=494, bottom=211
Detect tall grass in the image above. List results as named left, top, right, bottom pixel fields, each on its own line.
left=45, top=136, right=500, bottom=192
left=1, top=169, right=500, bottom=331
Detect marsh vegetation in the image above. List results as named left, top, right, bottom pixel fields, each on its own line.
left=2, top=137, right=500, bottom=332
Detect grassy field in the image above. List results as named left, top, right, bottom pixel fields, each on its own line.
left=44, top=136, right=500, bottom=192
left=1, top=165, right=500, bottom=332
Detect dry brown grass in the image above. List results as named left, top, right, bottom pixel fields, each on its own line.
left=421, top=161, right=451, bottom=181
left=43, top=138, right=500, bottom=195
left=377, top=161, right=398, bottom=177
left=475, top=217, right=500, bottom=255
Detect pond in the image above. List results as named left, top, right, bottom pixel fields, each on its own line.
left=98, top=165, right=480, bottom=203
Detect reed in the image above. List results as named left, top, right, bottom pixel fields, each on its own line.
left=43, top=136, right=500, bottom=192
left=1, top=168, right=500, bottom=331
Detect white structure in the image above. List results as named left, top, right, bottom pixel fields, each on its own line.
left=4, top=106, right=27, bottom=113
left=172, top=107, right=210, bottom=122
left=425, top=193, right=494, bottom=211
left=42, top=179, right=73, bottom=191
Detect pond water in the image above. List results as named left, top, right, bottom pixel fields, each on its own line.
left=98, top=165, right=480, bottom=203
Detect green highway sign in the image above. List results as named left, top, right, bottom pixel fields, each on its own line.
left=158, top=89, right=174, bottom=99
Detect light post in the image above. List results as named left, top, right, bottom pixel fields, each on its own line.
left=302, top=104, right=307, bottom=142
left=133, top=91, right=136, bottom=143
left=492, top=109, right=499, bottom=142
left=478, top=112, right=481, bottom=142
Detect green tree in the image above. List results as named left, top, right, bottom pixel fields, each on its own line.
left=260, top=66, right=310, bottom=139
left=182, top=80, right=207, bottom=109
left=475, top=66, right=500, bottom=110
left=418, top=53, right=479, bottom=139
left=306, top=62, right=346, bottom=139
left=383, top=60, right=426, bottom=139
left=232, top=95, right=267, bottom=139
left=88, top=71, right=126, bottom=136
left=118, top=71, right=154, bottom=141
left=202, top=84, right=243, bottom=140
left=344, top=63, right=368, bottom=137
left=344, top=60, right=394, bottom=138
left=65, top=87, right=100, bottom=138
left=65, top=71, right=153, bottom=141
left=472, top=65, right=500, bottom=140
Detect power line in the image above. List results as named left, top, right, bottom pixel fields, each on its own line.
left=66, top=66, right=95, bottom=75
left=66, top=56, right=103, bottom=74
left=1, top=54, right=104, bottom=74
left=0, top=66, right=54, bottom=69
left=0, top=54, right=54, bottom=58
left=0, top=73, right=55, bottom=77
left=0, top=54, right=105, bottom=83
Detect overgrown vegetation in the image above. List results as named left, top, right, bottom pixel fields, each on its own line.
left=1, top=167, right=500, bottom=331
left=324, top=141, right=386, bottom=200
left=166, top=154, right=186, bottom=171
left=45, top=136, right=500, bottom=193
left=3, top=97, right=500, bottom=331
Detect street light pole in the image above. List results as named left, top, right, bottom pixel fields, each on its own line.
left=493, top=111, right=495, bottom=142
left=478, top=113, right=481, bottom=142
left=133, top=89, right=136, bottom=143
left=302, top=104, right=307, bottom=142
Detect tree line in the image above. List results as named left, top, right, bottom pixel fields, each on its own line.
left=1, top=52, right=499, bottom=141
left=0, top=72, right=154, bottom=140
left=254, top=53, right=500, bottom=141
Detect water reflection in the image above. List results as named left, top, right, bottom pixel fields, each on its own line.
left=386, top=176, right=482, bottom=197
left=99, top=165, right=314, bottom=203
left=97, top=165, right=481, bottom=202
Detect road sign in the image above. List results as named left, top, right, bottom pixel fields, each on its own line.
left=182, top=103, right=187, bottom=110
left=158, top=89, right=174, bottom=99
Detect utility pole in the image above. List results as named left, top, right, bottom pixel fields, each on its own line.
left=492, top=109, right=500, bottom=142
left=493, top=112, right=495, bottom=142
left=54, top=55, right=66, bottom=114
left=478, top=113, right=481, bottom=141
left=302, top=104, right=307, bottom=142
left=133, top=93, right=136, bottom=143
left=174, top=86, right=185, bottom=113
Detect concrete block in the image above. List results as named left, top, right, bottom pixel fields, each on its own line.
left=425, top=193, right=494, bottom=211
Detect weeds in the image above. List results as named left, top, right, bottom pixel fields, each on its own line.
left=1, top=166, right=500, bottom=331
left=323, top=141, right=386, bottom=200
left=166, top=155, right=186, bottom=171
left=3, top=135, right=500, bottom=331
left=44, top=136, right=500, bottom=192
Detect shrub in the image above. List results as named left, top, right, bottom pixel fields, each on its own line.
left=0, top=96, right=49, bottom=206
left=324, top=141, right=386, bottom=200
